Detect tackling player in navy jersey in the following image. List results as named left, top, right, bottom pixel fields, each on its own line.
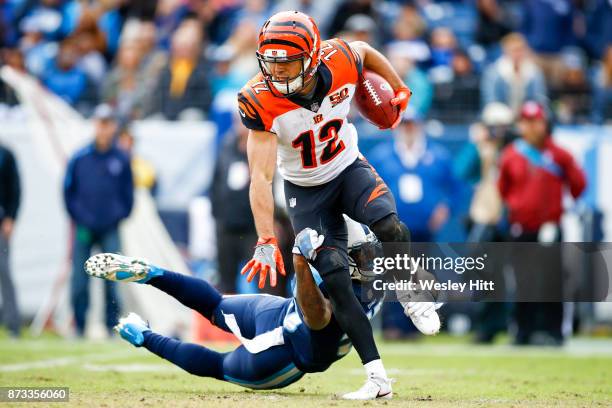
left=85, top=218, right=393, bottom=392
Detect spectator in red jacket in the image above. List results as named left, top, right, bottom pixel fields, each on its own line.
left=497, top=100, right=586, bottom=345
left=498, top=101, right=586, bottom=234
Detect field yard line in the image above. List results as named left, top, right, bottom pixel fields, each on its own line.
left=83, top=363, right=180, bottom=372
left=0, top=357, right=79, bottom=372
left=343, top=368, right=476, bottom=376
left=377, top=339, right=612, bottom=358
left=0, top=350, right=135, bottom=372
left=379, top=345, right=609, bottom=358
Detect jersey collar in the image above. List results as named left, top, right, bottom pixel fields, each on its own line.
left=287, top=62, right=332, bottom=113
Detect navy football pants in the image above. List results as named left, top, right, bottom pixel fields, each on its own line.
left=142, top=271, right=304, bottom=389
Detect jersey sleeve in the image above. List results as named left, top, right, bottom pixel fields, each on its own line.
left=237, top=91, right=266, bottom=131
left=336, top=38, right=363, bottom=77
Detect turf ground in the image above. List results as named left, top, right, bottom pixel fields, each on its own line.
left=1, top=334, right=611, bottom=407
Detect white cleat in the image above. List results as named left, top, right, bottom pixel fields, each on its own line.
left=85, top=253, right=160, bottom=283
left=404, top=301, right=441, bottom=335
left=393, top=273, right=442, bottom=335
left=341, top=375, right=393, bottom=400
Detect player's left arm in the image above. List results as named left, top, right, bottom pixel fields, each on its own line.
left=293, top=255, right=332, bottom=330
left=350, top=41, right=412, bottom=127
left=292, top=228, right=332, bottom=330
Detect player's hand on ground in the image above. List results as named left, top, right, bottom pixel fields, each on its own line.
left=292, top=228, right=325, bottom=262
left=389, top=87, right=412, bottom=129
left=241, top=237, right=286, bottom=288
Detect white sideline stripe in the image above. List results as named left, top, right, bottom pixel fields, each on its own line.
left=367, top=341, right=612, bottom=358
left=345, top=368, right=472, bottom=376
left=0, top=357, right=79, bottom=372
left=0, top=350, right=134, bottom=372
left=83, top=363, right=180, bottom=373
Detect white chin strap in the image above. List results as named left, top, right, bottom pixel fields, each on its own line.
left=273, top=57, right=311, bottom=95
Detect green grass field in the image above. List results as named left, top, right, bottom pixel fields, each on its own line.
left=1, top=334, right=611, bottom=407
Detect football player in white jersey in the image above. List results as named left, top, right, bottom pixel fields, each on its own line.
left=237, top=10, right=440, bottom=400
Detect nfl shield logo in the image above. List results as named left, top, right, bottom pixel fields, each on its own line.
left=289, top=197, right=297, bottom=208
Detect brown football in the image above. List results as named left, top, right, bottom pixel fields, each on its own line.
left=354, top=70, right=399, bottom=129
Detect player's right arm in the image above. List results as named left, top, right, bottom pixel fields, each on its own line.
left=247, top=129, right=277, bottom=238
left=237, top=83, right=287, bottom=288
left=240, top=129, right=287, bottom=288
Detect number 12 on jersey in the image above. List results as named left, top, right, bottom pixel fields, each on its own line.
left=292, top=119, right=346, bottom=168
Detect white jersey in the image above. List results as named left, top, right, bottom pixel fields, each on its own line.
left=238, top=38, right=362, bottom=187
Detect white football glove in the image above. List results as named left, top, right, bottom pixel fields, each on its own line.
left=292, top=228, right=325, bottom=261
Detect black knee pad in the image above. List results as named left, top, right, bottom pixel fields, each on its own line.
left=371, top=214, right=411, bottom=243
left=313, top=248, right=355, bottom=304
left=312, top=246, right=348, bottom=276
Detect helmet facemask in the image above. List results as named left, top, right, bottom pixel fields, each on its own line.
left=256, top=48, right=317, bottom=97
left=348, top=238, right=384, bottom=282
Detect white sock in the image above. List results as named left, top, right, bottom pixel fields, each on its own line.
left=364, top=359, right=387, bottom=379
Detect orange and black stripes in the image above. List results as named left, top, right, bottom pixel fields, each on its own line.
left=264, top=30, right=312, bottom=50
left=258, top=13, right=318, bottom=54
left=364, top=160, right=389, bottom=205
left=238, top=73, right=304, bottom=131
left=269, top=20, right=315, bottom=43
left=244, top=87, right=263, bottom=110
left=319, top=39, right=359, bottom=91
left=366, top=183, right=389, bottom=205
left=334, top=39, right=355, bottom=69
left=260, top=38, right=306, bottom=53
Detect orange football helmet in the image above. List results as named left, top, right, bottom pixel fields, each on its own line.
left=256, top=11, right=321, bottom=97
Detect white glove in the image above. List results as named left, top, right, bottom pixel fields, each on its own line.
left=292, top=228, right=325, bottom=261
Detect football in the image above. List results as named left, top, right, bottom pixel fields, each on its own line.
left=354, top=70, right=399, bottom=129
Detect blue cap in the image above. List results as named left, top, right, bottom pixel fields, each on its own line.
left=92, top=104, right=116, bottom=121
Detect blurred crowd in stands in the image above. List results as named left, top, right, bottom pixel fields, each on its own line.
left=0, top=0, right=610, bottom=125
left=0, top=0, right=610, bottom=340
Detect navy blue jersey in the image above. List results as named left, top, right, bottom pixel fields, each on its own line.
left=150, top=268, right=382, bottom=389
left=281, top=268, right=383, bottom=372
left=214, top=267, right=383, bottom=380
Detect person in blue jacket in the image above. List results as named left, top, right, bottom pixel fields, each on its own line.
left=368, top=108, right=459, bottom=243
left=63, top=104, right=134, bottom=337
left=367, top=107, right=460, bottom=338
